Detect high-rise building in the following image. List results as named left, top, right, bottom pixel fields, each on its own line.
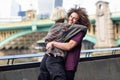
left=0, top=0, right=19, bottom=17
left=0, top=0, right=22, bottom=22
left=37, top=0, right=63, bottom=19
left=54, top=0, right=63, bottom=7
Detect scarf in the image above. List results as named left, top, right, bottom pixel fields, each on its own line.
left=45, top=23, right=87, bottom=57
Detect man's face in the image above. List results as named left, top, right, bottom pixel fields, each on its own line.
left=68, top=12, right=79, bottom=25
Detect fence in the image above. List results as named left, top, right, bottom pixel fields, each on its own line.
left=0, top=47, right=120, bottom=65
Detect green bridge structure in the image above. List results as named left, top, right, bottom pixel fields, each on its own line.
left=0, top=12, right=120, bottom=49
left=0, top=1, right=120, bottom=56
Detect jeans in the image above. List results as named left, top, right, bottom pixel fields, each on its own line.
left=38, top=54, right=66, bottom=80
left=66, top=70, right=76, bottom=80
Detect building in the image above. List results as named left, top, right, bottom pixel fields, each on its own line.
left=0, top=0, right=22, bottom=23
left=38, top=0, right=63, bottom=19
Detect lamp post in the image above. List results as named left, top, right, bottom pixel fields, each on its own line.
left=32, top=10, right=37, bottom=31
left=30, top=3, right=37, bottom=31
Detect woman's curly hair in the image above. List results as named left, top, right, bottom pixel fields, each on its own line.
left=67, top=7, right=90, bottom=28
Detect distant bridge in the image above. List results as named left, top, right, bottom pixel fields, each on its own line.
left=0, top=11, right=120, bottom=50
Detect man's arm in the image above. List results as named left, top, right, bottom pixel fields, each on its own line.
left=46, top=31, right=85, bottom=51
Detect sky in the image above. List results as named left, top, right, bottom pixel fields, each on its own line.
left=63, top=0, right=120, bottom=15
left=16, top=0, right=38, bottom=10
left=0, top=0, right=120, bottom=17
left=0, top=0, right=12, bottom=17
left=16, top=0, right=120, bottom=15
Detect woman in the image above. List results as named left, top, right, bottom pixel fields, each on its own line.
left=64, top=7, right=90, bottom=80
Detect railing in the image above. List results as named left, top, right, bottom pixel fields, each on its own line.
left=0, top=47, right=120, bottom=65
left=0, top=53, right=44, bottom=65
left=81, top=47, right=120, bottom=57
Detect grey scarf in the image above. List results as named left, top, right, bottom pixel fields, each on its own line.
left=45, top=23, right=87, bottom=57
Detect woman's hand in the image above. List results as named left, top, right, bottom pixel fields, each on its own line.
left=46, top=42, right=54, bottom=50
left=45, top=41, right=55, bottom=56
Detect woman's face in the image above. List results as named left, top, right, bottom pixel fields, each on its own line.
left=68, top=12, right=79, bottom=25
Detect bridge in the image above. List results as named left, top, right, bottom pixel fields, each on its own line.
left=0, top=1, right=120, bottom=56
left=0, top=12, right=120, bottom=50
left=0, top=20, right=54, bottom=49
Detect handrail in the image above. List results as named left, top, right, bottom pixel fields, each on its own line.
left=81, top=47, right=120, bottom=53
left=0, top=53, right=44, bottom=60
left=0, top=47, right=120, bottom=60
left=0, top=47, right=120, bottom=65
left=0, top=53, right=44, bottom=65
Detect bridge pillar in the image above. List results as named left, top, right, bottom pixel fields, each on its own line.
left=92, top=1, right=117, bottom=56
left=118, top=23, right=120, bottom=38
left=94, top=1, right=116, bottom=49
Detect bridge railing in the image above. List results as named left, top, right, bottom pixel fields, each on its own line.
left=0, top=47, right=120, bottom=65
left=81, top=47, right=120, bottom=57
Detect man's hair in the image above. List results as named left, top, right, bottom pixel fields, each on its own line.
left=50, top=7, right=67, bottom=22
left=67, top=7, right=90, bottom=28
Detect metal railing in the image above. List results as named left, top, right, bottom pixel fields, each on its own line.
left=0, top=53, right=44, bottom=65
left=0, top=47, right=120, bottom=65
left=81, top=47, right=120, bottom=57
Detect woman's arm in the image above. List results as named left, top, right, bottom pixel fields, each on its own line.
left=46, top=31, right=85, bottom=51
left=46, top=40, right=77, bottom=51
